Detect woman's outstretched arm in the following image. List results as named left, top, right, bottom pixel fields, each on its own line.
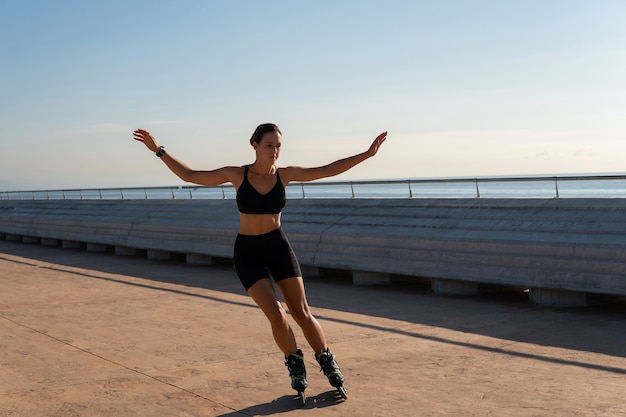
left=132, top=129, right=239, bottom=186
left=281, top=131, right=388, bottom=183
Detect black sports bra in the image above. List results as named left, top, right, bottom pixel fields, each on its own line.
left=236, top=166, right=286, bottom=215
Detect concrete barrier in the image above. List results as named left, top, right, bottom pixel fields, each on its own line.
left=1, top=198, right=625, bottom=307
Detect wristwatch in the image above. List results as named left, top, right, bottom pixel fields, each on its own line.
left=156, top=146, right=166, bottom=157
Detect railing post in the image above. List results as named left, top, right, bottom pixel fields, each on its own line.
left=554, top=177, right=560, bottom=198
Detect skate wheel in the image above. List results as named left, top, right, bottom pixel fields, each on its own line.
left=298, top=391, right=306, bottom=406
left=338, top=386, right=347, bottom=400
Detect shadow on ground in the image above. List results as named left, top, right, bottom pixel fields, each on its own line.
left=216, top=391, right=346, bottom=417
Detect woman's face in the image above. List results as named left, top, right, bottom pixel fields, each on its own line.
left=254, top=131, right=282, bottom=164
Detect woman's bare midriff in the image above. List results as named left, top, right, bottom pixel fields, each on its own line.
left=238, top=212, right=282, bottom=236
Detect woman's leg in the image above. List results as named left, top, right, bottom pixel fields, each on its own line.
left=277, top=277, right=327, bottom=353
left=247, top=278, right=299, bottom=355
left=277, top=276, right=346, bottom=395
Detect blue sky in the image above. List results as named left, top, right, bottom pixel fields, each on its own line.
left=1, top=0, right=625, bottom=191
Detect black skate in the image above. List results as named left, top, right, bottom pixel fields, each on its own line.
left=285, top=349, right=308, bottom=405
left=315, top=348, right=347, bottom=400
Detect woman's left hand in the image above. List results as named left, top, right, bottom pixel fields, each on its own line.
left=367, top=131, right=388, bottom=157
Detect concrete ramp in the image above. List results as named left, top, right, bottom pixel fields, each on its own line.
left=1, top=198, right=625, bottom=306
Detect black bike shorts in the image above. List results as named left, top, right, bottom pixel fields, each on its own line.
left=233, top=228, right=302, bottom=291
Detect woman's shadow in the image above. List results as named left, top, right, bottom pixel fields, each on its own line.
left=217, top=390, right=346, bottom=416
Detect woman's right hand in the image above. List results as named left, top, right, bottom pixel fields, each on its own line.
left=132, top=129, right=160, bottom=153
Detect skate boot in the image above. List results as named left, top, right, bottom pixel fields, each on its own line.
left=285, top=349, right=308, bottom=405
left=315, top=348, right=347, bottom=399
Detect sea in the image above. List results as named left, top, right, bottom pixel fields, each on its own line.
left=4, top=174, right=626, bottom=200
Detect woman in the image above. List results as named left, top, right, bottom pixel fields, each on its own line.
left=132, top=123, right=387, bottom=401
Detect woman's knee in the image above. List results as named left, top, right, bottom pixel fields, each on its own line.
left=265, top=304, right=290, bottom=327
left=289, top=305, right=313, bottom=326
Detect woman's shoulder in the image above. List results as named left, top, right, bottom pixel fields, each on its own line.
left=212, top=165, right=243, bottom=175
left=277, top=166, right=305, bottom=183
left=212, top=165, right=245, bottom=186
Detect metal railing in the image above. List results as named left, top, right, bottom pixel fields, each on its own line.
left=2, top=174, right=626, bottom=200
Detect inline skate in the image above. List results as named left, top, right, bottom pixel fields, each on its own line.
left=285, top=349, right=308, bottom=405
left=315, top=347, right=347, bottom=399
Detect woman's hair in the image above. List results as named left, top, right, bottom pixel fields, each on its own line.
left=250, top=123, right=281, bottom=145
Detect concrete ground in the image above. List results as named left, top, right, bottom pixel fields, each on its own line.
left=1, top=239, right=626, bottom=417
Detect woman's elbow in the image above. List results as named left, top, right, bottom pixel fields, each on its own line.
left=177, top=170, right=195, bottom=183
